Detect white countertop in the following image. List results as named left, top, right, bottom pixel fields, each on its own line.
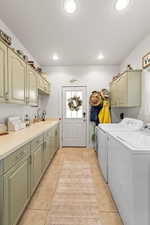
left=0, top=119, right=59, bottom=160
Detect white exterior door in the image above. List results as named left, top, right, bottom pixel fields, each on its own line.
left=62, top=86, right=87, bottom=147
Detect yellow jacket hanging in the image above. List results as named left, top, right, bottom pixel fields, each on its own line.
left=98, top=100, right=111, bottom=124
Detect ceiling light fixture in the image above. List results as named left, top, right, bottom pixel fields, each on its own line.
left=115, top=0, right=130, bottom=11
left=64, top=0, right=77, bottom=14
left=52, top=54, right=59, bottom=61
left=98, top=53, right=104, bottom=60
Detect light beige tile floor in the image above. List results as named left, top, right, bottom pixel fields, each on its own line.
left=18, top=148, right=123, bottom=225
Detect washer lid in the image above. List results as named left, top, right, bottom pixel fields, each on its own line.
left=98, top=118, right=144, bottom=132
left=116, top=132, right=150, bottom=150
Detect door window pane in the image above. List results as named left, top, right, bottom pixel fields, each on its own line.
left=65, top=91, right=83, bottom=118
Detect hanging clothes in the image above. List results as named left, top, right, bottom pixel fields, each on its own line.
left=90, top=105, right=102, bottom=125
left=98, top=100, right=111, bottom=124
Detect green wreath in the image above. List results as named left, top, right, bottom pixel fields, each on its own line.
left=68, top=96, right=82, bottom=111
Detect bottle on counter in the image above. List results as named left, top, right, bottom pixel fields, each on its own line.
left=24, top=114, right=30, bottom=127
left=41, top=110, right=46, bottom=121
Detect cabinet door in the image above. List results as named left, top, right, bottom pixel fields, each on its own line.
left=110, top=81, right=118, bottom=106
left=43, top=139, right=52, bottom=171
left=0, top=175, right=4, bottom=225
left=0, top=41, right=8, bottom=102
left=54, top=125, right=59, bottom=153
left=8, top=49, right=26, bottom=104
left=3, top=158, right=30, bottom=225
left=31, top=145, right=43, bottom=194
left=56, top=125, right=60, bottom=151
left=117, top=74, right=128, bottom=106
left=27, top=66, right=38, bottom=106
left=51, top=127, right=55, bottom=155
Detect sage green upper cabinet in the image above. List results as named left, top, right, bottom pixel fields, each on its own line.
left=38, top=75, right=50, bottom=95
left=27, top=65, right=38, bottom=106
left=3, top=157, right=30, bottom=225
left=0, top=40, right=8, bottom=102
left=8, top=49, right=26, bottom=104
left=110, top=70, right=142, bottom=107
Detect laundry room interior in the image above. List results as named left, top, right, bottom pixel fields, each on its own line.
left=0, top=1, right=150, bottom=225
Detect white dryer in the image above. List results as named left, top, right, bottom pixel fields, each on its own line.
left=108, top=127, right=150, bottom=225
left=96, top=118, right=144, bottom=182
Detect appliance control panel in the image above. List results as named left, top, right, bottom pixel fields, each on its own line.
left=121, top=118, right=144, bottom=130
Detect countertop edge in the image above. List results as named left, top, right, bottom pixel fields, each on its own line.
left=0, top=120, right=59, bottom=161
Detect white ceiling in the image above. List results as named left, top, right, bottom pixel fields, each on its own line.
left=0, top=0, right=150, bottom=66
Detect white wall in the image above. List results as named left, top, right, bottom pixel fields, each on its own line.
left=40, top=65, right=119, bottom=146
left=0, top=19, right=40, bottom=122
left=41, top=65, right=119, bottom=118
left=116, top=31, right=150, bottom=122
left=0, top=19, right=38, bottom=64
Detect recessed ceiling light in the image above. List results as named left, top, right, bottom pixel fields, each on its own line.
left=115, top=0, right=130, bottom=11
left=52, top=54, right=59, bottom=61
left=64, top=0, right=77, bottom=14
left=98, top=53, right=104, bottom=60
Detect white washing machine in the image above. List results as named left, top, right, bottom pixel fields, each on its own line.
left=108, top=127, right=150, bottom=225
left=96, top=118, right=144, bottom=182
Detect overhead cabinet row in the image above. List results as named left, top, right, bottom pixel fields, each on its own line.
left=0, top=39, right=50, bottom=106
left=110, top=70, right=142, bottom=107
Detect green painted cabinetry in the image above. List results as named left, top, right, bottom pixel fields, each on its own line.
left=0, top=122, right=59, bottom=225
left=3, top=156, right=30, bottom=225
left=0, top=174, right=4, bottom=225
left=0, top=40, right=8, bottom=103
left=110, top=70, right=142, bottom=107
left=0, top=39, right=50, bottom=106
left=30, top=145, right=43, bottom=194
left=30, top=136, right=43, bottom=195
left=8, top=49, right=26, bottom=104
left=43, top=129, right=53, bottom=172
left=26, top=66, right=38, bottom=106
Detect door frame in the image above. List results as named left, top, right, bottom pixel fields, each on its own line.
left=60, top=84, right=89, bottom=148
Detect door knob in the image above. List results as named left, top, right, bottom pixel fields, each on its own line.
left=83, top=112, right=86, bottom=118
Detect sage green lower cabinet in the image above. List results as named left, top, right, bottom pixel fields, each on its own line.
left=30, top=144, right=43, bottom=195
left=53, top=124, right=60, bottom=155
left=43, top=129, right=53, bottom=172
left=43, top=125, right=59, bottom=172
left=3, top=157, right=30, bottom=225
left=0, top=174, right=4, bottom=225
left=0, top=122, right=59, bottom=225
left=55, top=124, right=60, bottom=152
left=43, top=139, right=51, bottom=172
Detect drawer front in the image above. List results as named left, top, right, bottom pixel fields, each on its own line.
left=31, top=135, right=43, bottom=151
left=3, top=144, right=30, bottom=173
left=0, top=160, right=3, bottom=175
